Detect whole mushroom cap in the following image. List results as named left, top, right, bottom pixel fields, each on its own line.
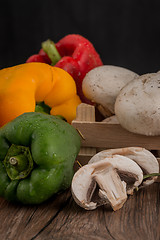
left=115, top=72, right=160, bottom=136
left=82, top=65, right=138, bottom=116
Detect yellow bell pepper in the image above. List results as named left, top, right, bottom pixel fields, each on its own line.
left=0, top=62, right=81, bottom=126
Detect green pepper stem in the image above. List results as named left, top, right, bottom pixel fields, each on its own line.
left=35, top=101, right=51, bottom=114
left=9, top=154, right=28, bottom=170
left=42, top=39, right=61, bottom=65
left=4, top=144, right=33, bottom=180
left=9, top=157, right=18, bottom=166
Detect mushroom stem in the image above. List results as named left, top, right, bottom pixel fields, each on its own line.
left=92, top=164, right=127, bottom=211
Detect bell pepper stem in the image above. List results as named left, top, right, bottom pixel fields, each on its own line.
left=42, top=39, right=61, bottom=65
left=9, top=157, right=18, bottom=166
left=35, top=101, right=51, bottom=114
left=9, top=154, right=28, bottom=169
left=3, top=144, right=33, bottom=180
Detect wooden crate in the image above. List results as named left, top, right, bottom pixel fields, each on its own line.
left=72, top=103, right=160, bottom=181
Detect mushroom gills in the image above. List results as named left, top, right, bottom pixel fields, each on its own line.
left=117, top=170, right=139, bottom=194
left=86, top=181, right=110, bottom=207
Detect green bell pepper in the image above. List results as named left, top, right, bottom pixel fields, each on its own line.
left=0, top=112, right=81, bottom=204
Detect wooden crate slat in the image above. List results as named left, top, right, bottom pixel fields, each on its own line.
left=73, top=103, right=96, bottom=170
left=72, top=121, right=160, bottom=150
left=72, top=104, right=160, bottom=176
left=75, top=103, right=95, bottom=121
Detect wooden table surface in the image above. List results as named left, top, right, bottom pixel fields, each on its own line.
left=0, top=182, right=159, bottom=240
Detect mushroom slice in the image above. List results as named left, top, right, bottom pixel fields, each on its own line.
left=115, top=72, right=160, bottom=136
left=88, top=147, right=159, bottom=186
left=88, top=154, right=143, bottom=195
left=91, top=162, right=127, bottom=211
left=71, top=164, right=97, bottom=210
left=71, top=155, right=143, bottom=211
left=82, top=65, right=138, bottom=117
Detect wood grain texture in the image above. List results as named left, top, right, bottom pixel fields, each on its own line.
left=72, top=121, right=160, bottom=150
left=0, top=183, right=159, bottom=240
left=72, top=103, right=160, bottom=150
left=72, top=104, right=160, bottom=180
left=75, top=103, right=97, bottom=170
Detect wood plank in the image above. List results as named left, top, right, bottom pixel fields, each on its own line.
left=73, top=103, right=96, bottom=171
left=0, top=183, right=159, bottom=240
left=72, top=121, right=160, bottom=150
left=72, top=104, right=160, bottom=181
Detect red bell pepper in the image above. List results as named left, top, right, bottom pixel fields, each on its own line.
left=26, top=54, right=47, bottom=63
left=26, top=34, right=103, bottom=103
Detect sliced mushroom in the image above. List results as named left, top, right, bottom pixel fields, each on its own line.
left=115, top=72, right=160, bottom=136
left=92, top=162, right=127, bottom=211
left=71, top=155, right=143, bottom=211
left=71, top=164, right=98, bottom=210
left=82, top=65, right=138, bottom=117
left=89, top=154, right=143, bottom=194
left=88, top=147, right=159, bottom=186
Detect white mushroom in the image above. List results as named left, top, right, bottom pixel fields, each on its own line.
left=102, top=115, right=119, bottom=123
left=89, top=147, right=159, bottom=186
left=115, top=72, right=160, bottom=136
left=82, top=65, right=138, bottom=117
left=71, top=155, right=143, bottom=211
